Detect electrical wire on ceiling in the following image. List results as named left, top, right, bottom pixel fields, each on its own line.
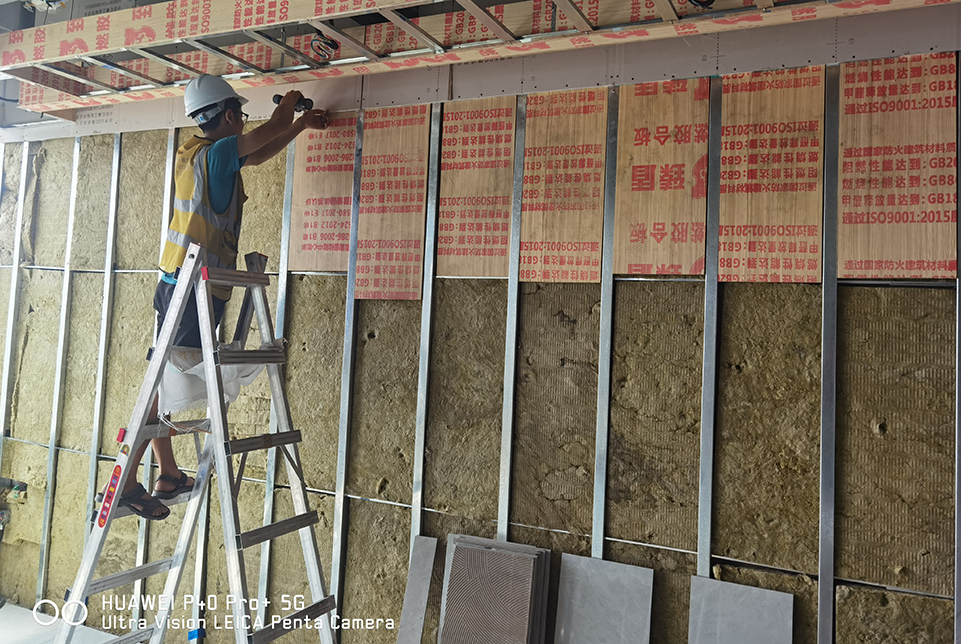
left=688, top=0, right=716, bottom=7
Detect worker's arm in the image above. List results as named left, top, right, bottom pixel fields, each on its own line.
left=235, top=90, right=303, bottom=159
left=244, top=109, right=329, bottom=167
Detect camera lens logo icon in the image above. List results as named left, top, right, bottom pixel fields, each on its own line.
left=33, top=599, right=88, bottom=627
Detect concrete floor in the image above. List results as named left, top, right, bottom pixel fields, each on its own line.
left=0, top=602, right=112, bottom=644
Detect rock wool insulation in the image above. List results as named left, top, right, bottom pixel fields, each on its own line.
left=836, top=287, right=954, bottom=596
left=0, top=267, right=10, bottom=370
left=0, top=439, right=45, bottom=605
left=266, top=491, right=335, bottom=630
left=714, top=283, right=822, bottom=574
left=509, top=524, right=591, bottom=642
left=607, top=280, right=703, bottom=551
left=835, top=584, right=952, bottom=642
left=30, top=137, right=73, bottom=268
left=116, top=130, right=167, bottom=269
left=716, top=564, right=818, bottom=644
left=72, top=134, right=113, bottom=270
left=421, top=511, right=498, bottom=644
left=101, top=273, right=155, bottom=454
left=342, top=498, right=410, bottom=644
left=425, top=279, right=506, bottom=520
left=0, top=143, right=23, bottom=265
left=346, top=299, right=420, bottom=504
left=286, top=274, right=346, bottom=492
left=10, top=269, right=62, bottom=444
left=512, top=282, right=599, bottom=535
left=46, top=451, right=93, bottom=611
left=237, top=120, right=285, bottom=262
left=605, top=540, right=697, bottom=644
left=60, top=273, right=105, bottom=451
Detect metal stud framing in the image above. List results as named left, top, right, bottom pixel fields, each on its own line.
left=651, top=0, right=680, bottom=23
left=497, top=94, right=527, bottom=542
left=0, top=142, right=28, bottom=475
left=591, top=86, right=618, bottom=559
left=256, top=139, right=298, bottom=626
left=84, top=134, right=122, bottom=543
left=306, top=20, right=383, bottom=62
left=36, top=137, right=81, bottom=605
left=78, top=55, right=164, bottom=89
left=819, top=64, right=841, bottom=644
left=456, top=0, right=518, bottom=42
left=411, top=103, right=443, bottom=550
left=696, top=76, right=722, bottom=578
left=955, top=55, right=961, bottom=644
left=8, top=52, right=961, bottom=641
left=128, top=47, right=204, bottom=78
left=380, top=9, right=445, bottom=54
left=188, top=39, right=267, bottom=74
left=41, top=63, right=122, bottom=94
left=552, top=0, right=595, bottom=31
left=330, top=109, right=364, bottom=605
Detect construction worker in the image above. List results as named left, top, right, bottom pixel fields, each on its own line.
left=115, top=75, right=329, bottom=520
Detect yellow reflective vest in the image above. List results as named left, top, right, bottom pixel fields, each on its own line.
left=159, top=136, right=246, bottom=301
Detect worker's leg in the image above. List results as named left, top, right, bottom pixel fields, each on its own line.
left=117, top=394, right=168, bottom=517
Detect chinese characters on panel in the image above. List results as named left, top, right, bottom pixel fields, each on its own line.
left=437, top=97, right=516, bottom=278
left=289, top=112, right=356, bottom=272
left=614, top=78, right=710, bottom=276
left=520, top=89, right=607, bottom=283
left=838, top=53, right=958, bottom=279
left=355, top=105, right=431, bottom=300
left=719, top=66, right=825, bottom=283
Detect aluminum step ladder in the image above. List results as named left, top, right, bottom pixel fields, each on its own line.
left=56, top=243, right=336, bottom=644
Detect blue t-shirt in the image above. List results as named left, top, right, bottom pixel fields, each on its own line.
left=204, top=135, right=248, bottom=214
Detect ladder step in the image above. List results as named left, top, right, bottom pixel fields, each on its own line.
left=238, top=511, right=318, bottom=550
left=249, top=595, right=337, bottom=644
left=103, top=627, right=155, bottom=644
left=87, top=558, right=174, bottom=595
left=217, top=346, right=285, bottom=366
left=202, top=266, right=271, bottom=288
left=226, top=430, right=301, bottom=456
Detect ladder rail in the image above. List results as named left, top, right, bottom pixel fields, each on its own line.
left=55, top=248, right=205, bottom=644
left=196, top=270, right=255, bottom=644
left=147, top=440, right=217, bottom=644
left=250, top=285, right=336, bottom=644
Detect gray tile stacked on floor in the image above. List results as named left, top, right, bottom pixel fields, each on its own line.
left=688, top=576, right=793, bottom=644
left=438, top=535, right=551, bottom=644
left=553, top=553, right=655, bottom=644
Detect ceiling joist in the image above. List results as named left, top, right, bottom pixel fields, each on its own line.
left=0, top=0, right=948, bottom=113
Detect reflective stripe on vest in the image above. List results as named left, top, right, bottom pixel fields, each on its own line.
left=160, top=136, right=244, bottom=300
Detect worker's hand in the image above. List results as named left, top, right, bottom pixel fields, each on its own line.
left=273, top=90, right=303, bottom=127
left=300, top=109, right=329, bottom=130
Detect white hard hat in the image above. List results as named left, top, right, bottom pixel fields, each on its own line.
left=184, top=74, right=248, bottom=123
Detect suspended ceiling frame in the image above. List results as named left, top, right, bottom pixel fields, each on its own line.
left=0, top=0, right=953, bottom=116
